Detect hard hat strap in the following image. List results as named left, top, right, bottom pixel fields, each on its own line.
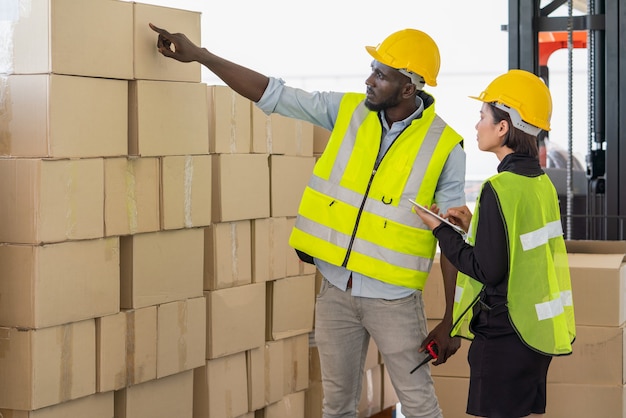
left=493, top=102, right=542, bottom=136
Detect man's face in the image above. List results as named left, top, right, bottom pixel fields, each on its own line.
left=364, top=60, right=409, bottom=111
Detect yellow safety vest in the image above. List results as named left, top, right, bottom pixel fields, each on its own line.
left=451, top=171, right=576, bottom=355
left=289, top=93, right=463, bottom=289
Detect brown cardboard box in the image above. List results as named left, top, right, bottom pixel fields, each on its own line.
left=277, top=115, right=314, bottom=157
left=252, top=217, right=288, bottom=283
left=133, top=2, right=201, bottom=82
left=157, top=297, right=206, bottom=378
left=205, top=283, right=266, bottom=359
left=0, top=75, right=128, bottom=158
left=0, top=392, right=114, bottom=418
left=548, top=324, right=626, bottom=385
left=0, top=158, right=104, bottom=244
left=0, top=320, right=96, bottom=410
left=251, top=106, right=287, bottom=155
left=104, top=157, right=160, bottom=237
left=193, top=352, right=249, bottom=418
left=204, top=221, right=252, bottom=290
left=265, top=340, right=286, bottom=405
left=120, top=228, right=204, bottom=309
left=432, top=376, right=470, bottom=417
left=211, top=153, right=270, bottom=222
left=269, top=155, right=315, bottom=217
left=161, top=155, right=212, bottom=230
left=283, top=334, right=310, bottom=395
left=545, top=382, right=626, bottom=418
left=422, top=253, right=446, bottom=320
left=565, top=240, right=626, bottom=326
left=0, top=238, right=119, bottom=329
left=359, top=364, right=382, bottom=418
left=263, top=391, right=306, bottom=418
left=305, top=380, right=323, bottom=418
left=285, top=217, right=301, bottom=277
left=207, top=85, right=252, bottom=154
left=126, top=306, right=158, bottom=386
left=313, top=125, right=331, bottom=155
left=129, top=80, right=209, bottom=157
left=247, top=346, right=266, bottom=412
left=266, top=275, right=316, bottom=341
left=2, top=0, right=133, bottom=78
left=96, top=312, right=127, bottom=392
left=115, top=370, right=194, bottom=418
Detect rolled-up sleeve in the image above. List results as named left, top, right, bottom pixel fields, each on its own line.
left=255, top=77, right=343, bottom=132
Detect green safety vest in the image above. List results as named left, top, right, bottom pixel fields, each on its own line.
left=451, top=171, right=576, bottom=355
left=289, top=93, right=462, bottom=289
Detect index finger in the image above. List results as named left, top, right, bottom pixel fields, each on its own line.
left=149, top=22, right=169, bottom=37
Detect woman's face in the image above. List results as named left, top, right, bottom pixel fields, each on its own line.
left=475, top=103, right=509, bottom=157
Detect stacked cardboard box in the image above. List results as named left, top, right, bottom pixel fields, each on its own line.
left=0, top=1, right=317, bottom=417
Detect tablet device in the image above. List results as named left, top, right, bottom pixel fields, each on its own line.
left=408, top=199, right=467, bottom=237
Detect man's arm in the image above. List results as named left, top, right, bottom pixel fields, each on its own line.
left=421, top=252, right=460, bottom=365
left=149, top=23, right=269, bottom=102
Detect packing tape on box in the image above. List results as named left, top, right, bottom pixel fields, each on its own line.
left=59, top=323, right=73, bottom=402
left=125, top=159, right=139, bottom=234
left=266, top=116, right=273, bottom=154
left=184, top=156, right=193, bottom=228
left=126, top=310, right=136, bottom=385
left=231, top=223, right=239, bottom=277
left=229, top=90, right=238, bottom=153
left=177, top=300, right=188, bottom=369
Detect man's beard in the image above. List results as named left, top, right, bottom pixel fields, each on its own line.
left=364, top=93, right=402, bottom=112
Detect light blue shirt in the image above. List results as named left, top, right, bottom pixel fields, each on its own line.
left=256, top=77, right=466, bottom=298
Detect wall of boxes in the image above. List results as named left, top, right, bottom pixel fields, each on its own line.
left=0, top=1, right=318, bottom=417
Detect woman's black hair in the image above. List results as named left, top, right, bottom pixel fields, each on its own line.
left=488, top=103, right=539, bottom=159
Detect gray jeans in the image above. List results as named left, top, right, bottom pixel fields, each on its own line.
left=314, top=278, right=443, bottom=418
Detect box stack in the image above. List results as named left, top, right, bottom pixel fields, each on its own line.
left=0, top=1, right=317, bottom=418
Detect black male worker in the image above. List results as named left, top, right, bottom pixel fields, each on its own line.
left=150, top=23, right=465, bottom=418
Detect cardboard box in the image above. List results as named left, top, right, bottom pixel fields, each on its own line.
left=0, top=392, right=114, bottom=418
left=205, top=283, right=266, bottom=359
left=265, top=340, right=286, bottom=405
left=305, top=380, right=323, bottom=418
left=266, top=275, right=316, bottom=341
left=252, top=217, right=288, bottom=283
left=207, top=85, right=252, bottom=154
left=544, top=382, right=626, bottom=418
left=0, top=74, right=128, bottom=158
left=193, top=352, right=249, bottom=418
left=133, top=2, right=201, bottom=82
left=283, top=334, right=310, bottom=395
left=565, top=240, right=626, bottom=326
left=115, top=370, right=193, bottom=418
left=247, top=347, right=266, bottom=412
left=120, top=228, right=204, bottom=309
left=263, top=391, right=306, bottom=418
left=204, top=221, right=252, bottom=290
left=432, top=376, right=470, bottom=418
left=547, top=324, right=626, bottom=385
left=0, top=320, right=96, bottom=410
left=161, top=155, right=212, bottom=230
left=422, top=254, right=446, bottom=320
left=269, top=155, right=315, bottom=217
left=359, top=364, right=382, bottom=418
left=157, top=297, right=206, bottom=378
left=96, top=312, right=127, bottom=392
left=0, top=238, right=120, bottom=329
left=0, top=158, right=105, bottom=244
left=276, top=115, right=314, bottom=157
left=285, top=217, right=301, bottom=278
left=125, top=306, right=158, bottom=386
left=104, top=157, right=160, bottom=237
left=129, top=80, right=209, bottom=157
left=211, top=154, right=270, bottom=222
left=252, top=105, right=285, bottom=155
left=1, top=0, right=133, bottom=78
left=313, top=125, right=331, bottom=155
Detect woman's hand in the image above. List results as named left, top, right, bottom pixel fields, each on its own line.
left=445, top=205, right=472, bottom=233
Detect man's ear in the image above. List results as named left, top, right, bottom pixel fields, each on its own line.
left=402, top=82, right=417, bottom=98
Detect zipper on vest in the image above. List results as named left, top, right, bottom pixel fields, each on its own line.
left=342, top=168, right=377, bottom=267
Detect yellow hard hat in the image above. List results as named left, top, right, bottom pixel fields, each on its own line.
left=366, top=29, right=440, bottom=87
left=470, top=69, right=552, bottom=134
